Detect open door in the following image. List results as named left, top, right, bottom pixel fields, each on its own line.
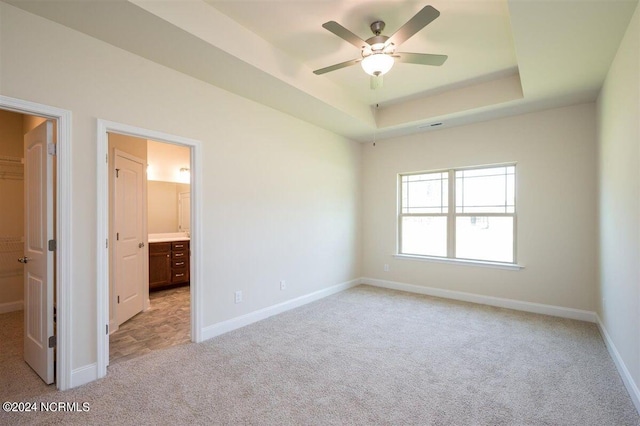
left=113, top=150, right=145, bottom=326
left=21, top=120, right=54, bottom=384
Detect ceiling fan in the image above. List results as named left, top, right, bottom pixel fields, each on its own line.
left=313, top=5, right=447, bottom=89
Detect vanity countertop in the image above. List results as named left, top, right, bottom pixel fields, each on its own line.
left=148, top=233, right=190, bottom=243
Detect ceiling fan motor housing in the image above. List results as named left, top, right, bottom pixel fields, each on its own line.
left=370, top=20, right=385, bottom=35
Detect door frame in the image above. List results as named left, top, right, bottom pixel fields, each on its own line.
left=0, top=95, right=72, bottom=390
left=96, top=120, right=203, bottom=378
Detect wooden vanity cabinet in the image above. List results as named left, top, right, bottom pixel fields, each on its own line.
left=148, top=240, right=189, bottom=290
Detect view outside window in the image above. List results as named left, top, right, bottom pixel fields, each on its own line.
left=399, top=165, right=515, bottom=263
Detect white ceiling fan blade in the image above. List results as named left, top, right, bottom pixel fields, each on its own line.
left=322, top=21, right=369, bottom=49
left=394, top=52, right=448, bottom=66
left=313, top=58, right=362, bottom=75
left=386, top=6, right=440, bottom=47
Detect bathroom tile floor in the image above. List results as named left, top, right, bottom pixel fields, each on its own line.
left=109, top=285, right=190, bottom=366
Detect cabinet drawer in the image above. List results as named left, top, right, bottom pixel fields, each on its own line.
left=172, top=259, right=187, bottom=269
left=171, top=270, right=189, bottom=283
left=171, top=241, right=189, bottom=250
left=149, top=242, right=171, bottom=254
left=172, top=250, right=188, bottom=260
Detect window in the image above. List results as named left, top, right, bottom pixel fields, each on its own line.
left=399, top=164, right=516, bottom=264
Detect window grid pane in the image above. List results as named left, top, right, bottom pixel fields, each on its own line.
left=455, top=216, right=514, bottom=263
left=401, top=216, right=448, bottom=257
left=455, top=166, right=514, bottom=214
left=401, top=172, right=448, bottom=214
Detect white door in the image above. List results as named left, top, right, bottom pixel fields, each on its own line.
left=114, top=150, right=145, bottom=326
left=178, top=192, right=190, bottom=233
left=22, top=120, right=54, bottom=384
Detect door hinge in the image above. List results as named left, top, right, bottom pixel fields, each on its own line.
left=106, top=238, right=108, bottom=249
left=47, top=143, right=56, bottom=156
left=48, top=239, right=56, bottom=251
left=106, top=324, right=109, bottom=335
left=48, top=335, right=56, bottom=348
left=106, top=153, right=108, bottom=163
left=115, top=168, right=120, bottom=178
left=116, top=233, right=119, bottom=241
left=117, top=295, right=120, bottom=304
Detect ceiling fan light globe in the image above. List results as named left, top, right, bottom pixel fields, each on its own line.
left=361, top=53, right=394, bottom=76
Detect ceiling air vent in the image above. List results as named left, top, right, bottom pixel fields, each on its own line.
left=417, top=122, right=443, bottom=129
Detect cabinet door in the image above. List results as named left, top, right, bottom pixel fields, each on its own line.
left=149, top=243, right=171, bottom=289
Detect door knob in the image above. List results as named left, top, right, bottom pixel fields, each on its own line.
left=138, top=242, right=145, bottom=248
left=17, top=257, right=30, bottom=264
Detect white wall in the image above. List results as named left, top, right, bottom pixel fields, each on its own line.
left=597, top=1, right=640, bottom=400
left=362, top=103, right=598, bottom=311
left=0, top=3, right=361, bottom=371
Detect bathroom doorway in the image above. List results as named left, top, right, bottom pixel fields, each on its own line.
left=96, top=120, right=202, bottom=378
left=106, top=134, right=192, bottom=365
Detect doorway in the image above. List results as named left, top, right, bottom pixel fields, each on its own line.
left=0, top=95, right=72, bottom=390
left=107, top=134, right=191, bottom=364
left=0, top=110, right=55, bottom=385
left=96, top=120, right=202, bottom=378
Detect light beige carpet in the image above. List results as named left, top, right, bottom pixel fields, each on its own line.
left=1, top=285, right=639, bottom=425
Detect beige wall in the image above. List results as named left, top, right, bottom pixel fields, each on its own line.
left=362, top=103, right=598, bottom=311
left=597, top=1, right=640, bottom=401
left=0, top=109, right=24, bottom=307
left=0, top=3, right=362, bottom=371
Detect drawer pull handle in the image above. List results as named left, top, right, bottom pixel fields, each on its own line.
left=175, top=253, right=183, bottom=257
left=175, top=273, right=184, bottom=277
left=175, top=244, right=183, bottom=248
left=175, top=262, right=184, bottom=266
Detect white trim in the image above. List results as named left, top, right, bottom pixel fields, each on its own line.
left=96, top=120, right=203, bottom=380
left=363, top=278, right=596, bottom=322
left=201, top=278, right=362, bottom=341
left=393, top=254, right=524, bottom=270
left=70, top=363, right=98, bottom=389
left=0, top=95, right=72, bottom=391
left=0, top=300, right=23, bottom=314
left=596, top=314, right=640, bottom=414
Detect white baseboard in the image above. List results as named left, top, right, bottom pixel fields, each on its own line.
left=363, top=278, right=597, bottom=323
left=596, top=314, right=640, bottom=414
left=0, top=300, right=23, bottom=314
left=201, top=278, right=361, bottom=341
left=70, top=363, right=98, bottom=389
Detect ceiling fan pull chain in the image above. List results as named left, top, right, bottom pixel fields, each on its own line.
left=373, top=103, right=379, bottom=147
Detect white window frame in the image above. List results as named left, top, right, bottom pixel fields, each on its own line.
left=397, top=163, right=521, bottom=269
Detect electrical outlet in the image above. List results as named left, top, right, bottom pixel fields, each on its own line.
left=383, top=264, right=390, bottom=272
left=280, top=280, right=287, bottom=290
left=234, top=291, right=242, bottom=304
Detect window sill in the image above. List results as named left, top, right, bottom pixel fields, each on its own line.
left=393, top=254, right=524, bottom=271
